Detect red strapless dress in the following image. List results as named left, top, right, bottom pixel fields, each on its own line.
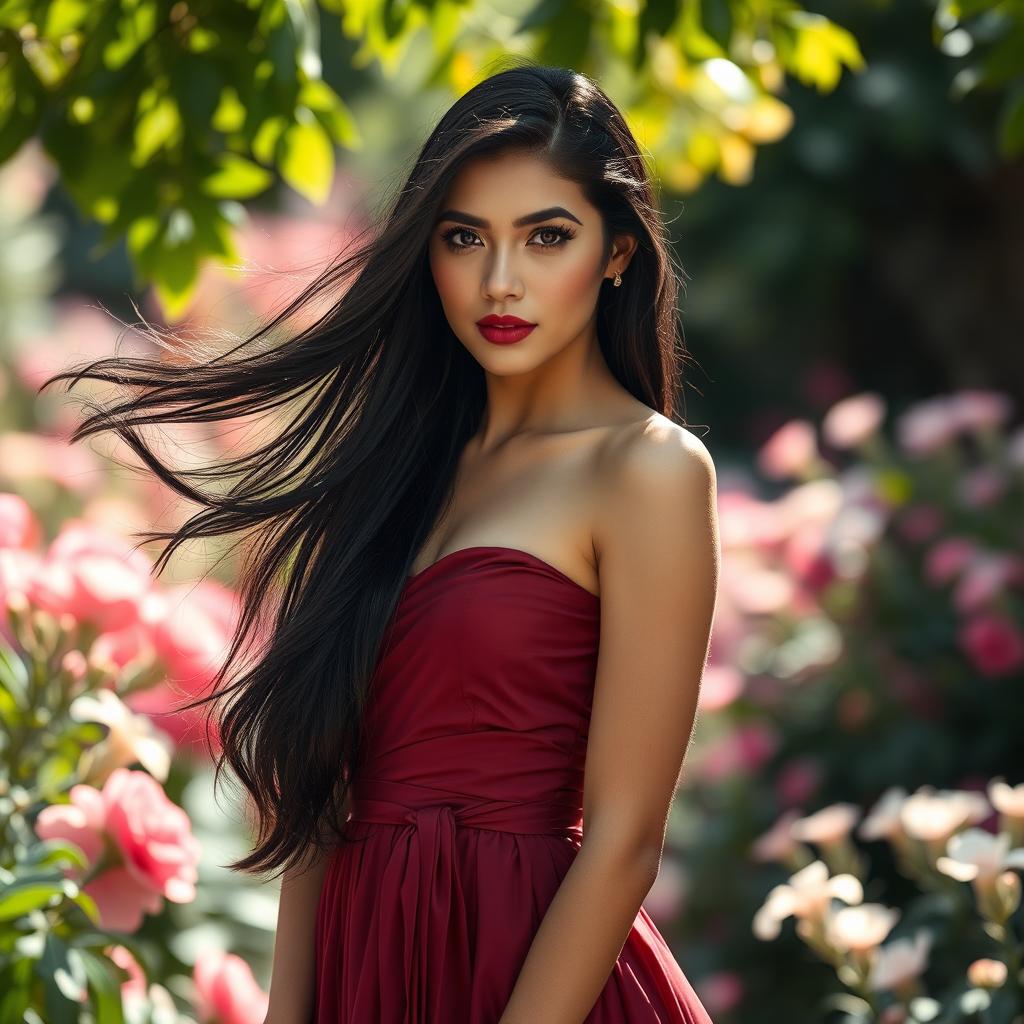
left=314, top=546, right=713, bottom=1023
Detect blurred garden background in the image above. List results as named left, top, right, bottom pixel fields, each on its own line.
left=1, top=0, right=1023, bottom=1022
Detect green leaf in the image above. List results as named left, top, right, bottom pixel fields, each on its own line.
left=20, top=839, right=89, bottom=873
left=278, top=113, right=334, bottom=204
left=202, top=153, right=275, bottom=198
left=79, top=949, right=126, bottom=1024
left=998, top=86, right=1024, bottom=158
left=0, top=641, right=30, bottom=712
left=298, top=79, right=362, bottom=149
left=35, top=752, right=78, bottom=797
left=38, top=933, right=88, bottom=1024
left=132, top=95, right=182, bottom=166
left=0, top=879, right=65, bottom=921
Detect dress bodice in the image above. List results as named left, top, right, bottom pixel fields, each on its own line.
left=350, top=546, right=601, bottom=828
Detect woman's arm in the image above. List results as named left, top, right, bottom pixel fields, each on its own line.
left=264, top=846, right=333, bottom=1024
left=499, top=424, right=720, bottom=1024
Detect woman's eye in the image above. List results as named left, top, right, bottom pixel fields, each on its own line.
left=440, top=225, right=576, bottom=252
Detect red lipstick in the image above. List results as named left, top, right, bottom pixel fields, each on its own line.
left=476, top=314, right=536, bottom=345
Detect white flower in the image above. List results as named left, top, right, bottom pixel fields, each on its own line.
left=753, top=860, right=862, bottom=941
left=900, top=787, right=989, bottom=843
left=869, top=930, right=933, bottom=992
left=791, top=802, right=861, bottom=846
left=859, top=787, right=908, bottom=842
left=936, top=828, right=1024, bottom=884
left=751, top=809, right=802, bottom=863
left=826, top=903, right=900, bottom=953
left=988, top=779, right=1024, bottom=821
left=69, top=687, right=174, bottom=783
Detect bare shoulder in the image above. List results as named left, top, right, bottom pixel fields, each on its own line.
left=591, top=413, right=717, bottom=547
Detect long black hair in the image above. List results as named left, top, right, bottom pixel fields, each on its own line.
left=40, top=58, right=688, bottom=880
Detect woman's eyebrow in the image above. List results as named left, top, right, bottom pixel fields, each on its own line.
left=435, top=206, right=583, bottom=228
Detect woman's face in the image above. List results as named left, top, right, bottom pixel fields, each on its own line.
left=428, top=149, right=631, bottom=374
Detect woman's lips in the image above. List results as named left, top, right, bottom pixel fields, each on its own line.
left=476, top=323, right=536, bottom=344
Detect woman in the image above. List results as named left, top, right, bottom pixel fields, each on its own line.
left=45, top=60, right=720, bottom=1023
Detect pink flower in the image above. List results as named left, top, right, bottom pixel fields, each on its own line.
left=0, top=432, right=104, bottom=495
left=141, top=579, right=238, bottom=687
left=696, top=970, right=744, bottom=1014
left=959, top=613, right=1024, bottom=678
left=698, top=663, right=745, bottom=712
left=750, top=808, right=803, bottom=864
left=33, top=768, right=201, bottom=933
left=758, top=420, right=819, bottom=480
left=107, top=944, right=149, bottom=1004
left=192, top=948, right=270, bottom=1024
left=698, top=723, right=779, bottom=783
left=954, top=554, right=1022, bottom=613
left=822, top=392, right=886, bottom=450
left=28, top=520, right=156, bottom=632
left=924, top=536, right=978, bottom=586
left=103, top=768, right=201, bottom=901
left=895, top=397, right=958, bottom=457
left=775, top=757, right=822, bottom=808
left=0, top=492, right=42, bottom=549
left=948, top=390, right=1013, bottom=434
left=643, top=853, right=688, bottom=922
left=957, top=466, right=1007, bottom=509
left=896, top=504, right=944, bottom=544
left=0, top=546, right=42, bottom=646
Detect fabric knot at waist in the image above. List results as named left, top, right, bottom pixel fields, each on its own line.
left=347, top=776, right=584, bottom=839
left=341, top=777, right=583, bottom=1018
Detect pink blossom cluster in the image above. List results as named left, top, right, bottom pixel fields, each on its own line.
left=33, top=767, right=202, bottom=932
left=0, top=491, right=240, bottom=752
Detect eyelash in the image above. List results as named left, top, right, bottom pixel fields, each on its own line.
left=439, top=224, right=577, bottom=252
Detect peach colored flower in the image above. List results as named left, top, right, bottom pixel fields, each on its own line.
left=822, top=392, right=886, bottom=450
left=988, top=779, right=1024, bottom=821
left=753, top=860, right=862, bottom=941
left=858, top=787, right=908, bottom=842
left=192, top=948, right=270, bottom=1024
left=70, top=688, right=175, bottom=784
left=958, top=613, right=1024, bottom=677
left=758, top=420, right=818, bottom=480
left=0, top=432, right=104, bottom=495
left=967, top=958, right=1008, bottom=989
left=750, top=808, right=803, bottom=864
left=790, top=802, right=861, bottom=847
left=826, top=902, right=900, bottom=953
left=869, top=930, right=932, bottom=992
left=899, top=787, right=989, bottom=844
left=936, top=828, right=1024, bottom=885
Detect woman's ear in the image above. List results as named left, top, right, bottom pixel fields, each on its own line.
left=607, top=233, right=638, bottom=277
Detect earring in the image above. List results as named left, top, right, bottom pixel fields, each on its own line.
left=613, top=272, right=622, bottom=287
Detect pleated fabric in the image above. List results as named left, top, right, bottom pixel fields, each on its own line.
left=314, top=546, right=713, bottom=1023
